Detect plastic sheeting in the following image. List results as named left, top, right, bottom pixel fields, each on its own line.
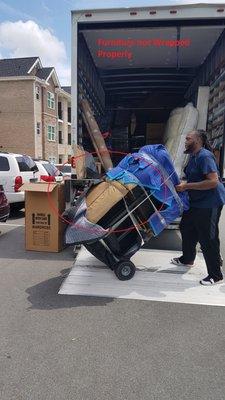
left=63, top=195, right=108, bottom=244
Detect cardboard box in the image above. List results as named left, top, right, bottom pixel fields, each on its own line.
left=22, top=182, right=66, bottom=252
left=86, top=180, right=136, bottom=223
left=146, top=123, right=165, bottom=143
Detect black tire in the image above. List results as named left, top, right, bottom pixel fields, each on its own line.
left=10, top=202, right=24, bottom=212
left=114, top=260, right=136, bottom=281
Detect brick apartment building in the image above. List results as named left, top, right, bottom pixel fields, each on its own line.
left=0, top=57, right=72, bottom=163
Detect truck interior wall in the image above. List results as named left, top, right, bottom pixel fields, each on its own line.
left=77, top=33, right=106, bottom=151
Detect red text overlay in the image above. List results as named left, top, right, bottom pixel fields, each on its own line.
left=97, top=38, right=191, bottom=60
left=97, top=38, right=191, bottom=48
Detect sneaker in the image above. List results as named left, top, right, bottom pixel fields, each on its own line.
left=171, top=257, right=194, bottom=267
left=200, top=275, right=224, bottom=285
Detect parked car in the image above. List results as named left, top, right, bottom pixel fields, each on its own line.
left=0, top=153, right=39, bottom=211
left=54, top=163, right=73, bottom=179
left=34, top=160, right=63, bottom=182
left=0, top=184, right=10, bottom=222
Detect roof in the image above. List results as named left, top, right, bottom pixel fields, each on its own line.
left=36, top=67, right=54, bottom=80
left=62, top=86, right=71, bottom=94
left=0, top=57, right=61, bottom=87
left=72, top=1, right=225, bottom=12
left=0, top=57, right=39, bottom=77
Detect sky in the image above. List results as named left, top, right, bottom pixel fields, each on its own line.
left=0, top=0, right=223, bottom=85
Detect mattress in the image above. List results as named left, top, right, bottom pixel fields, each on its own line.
left=164, top=102, right=198, bottom=177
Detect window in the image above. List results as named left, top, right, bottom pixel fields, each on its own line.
left=0, top=156, right=10, bottom=171
left=58, top=102, right=63, bottom=120
left=68, top=133, right=71, bottom=145
left=48, top=156, right=56, bottom=163
left=47, top=92, right=55, bottom=109
left=58, top=131, right=63, bottom=144
left=36, top=122, right=41, bottom=135
left=16, top=156, right=37, bottom=172
left=35, top=86, right=40, bottom=100
left=47, top=125, right=56, bottom=141
left=68, top=107, right=71, bottom=123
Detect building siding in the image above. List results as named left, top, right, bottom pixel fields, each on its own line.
left=0, top=68, right=72, bottom=162
left=34, top=82, right=43, bottom=158
left=0, top=80, right=35, bottom=155
left=58, top=95, right=72, bottom=163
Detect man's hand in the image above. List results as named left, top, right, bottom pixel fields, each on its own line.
left=176, top=173, right=219, bottom=192
left=175, top=181, right=188, bottom=192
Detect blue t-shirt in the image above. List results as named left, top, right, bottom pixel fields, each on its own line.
left=184, top=148, right=225, bottom=208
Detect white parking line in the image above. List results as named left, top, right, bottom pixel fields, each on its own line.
left=59, top=247, right=225, bottom=307
left=0, top=223, right=24, bottom=227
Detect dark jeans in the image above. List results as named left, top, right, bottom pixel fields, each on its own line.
left=179, top=206, right=223, bottom=280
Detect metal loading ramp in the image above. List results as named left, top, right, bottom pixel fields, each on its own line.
left=59, top=247, right=225, bottom=307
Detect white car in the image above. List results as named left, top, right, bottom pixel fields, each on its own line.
left=0, top=153, right=40, bottom=211
left=34, top=160, right=63, bottom=182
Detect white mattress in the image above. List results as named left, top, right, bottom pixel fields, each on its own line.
left=164, top=102, right=198, bottom=177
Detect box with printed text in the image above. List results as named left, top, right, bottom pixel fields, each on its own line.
left=22, top=182, right=66, bottom=252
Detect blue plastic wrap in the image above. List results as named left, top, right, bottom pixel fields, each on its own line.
left=107, top=144, right=189, bottom=235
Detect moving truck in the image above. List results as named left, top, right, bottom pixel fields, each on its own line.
left=71, top=2, right=225, bottom=177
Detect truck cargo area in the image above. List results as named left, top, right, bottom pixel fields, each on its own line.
left=73, top=6, right=225, bottom=173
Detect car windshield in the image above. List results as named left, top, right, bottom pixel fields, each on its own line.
left=16, top=156, right=37, bottom=172
left=61, top=165, right=71, bottom=173
left=43, top=163, right=60, bottom=176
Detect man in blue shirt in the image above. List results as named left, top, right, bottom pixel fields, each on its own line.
left=171, top=130, right=225, bottom=285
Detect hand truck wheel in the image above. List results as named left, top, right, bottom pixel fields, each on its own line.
left=114, top=260, right=136, bottom=281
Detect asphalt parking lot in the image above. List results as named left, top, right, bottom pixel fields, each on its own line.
left=1, top=209, right=225, bottom=400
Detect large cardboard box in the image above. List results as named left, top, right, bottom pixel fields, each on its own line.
left=86, top=180, right=136, bottom=223
left=22, top=182, right=66, bottom=252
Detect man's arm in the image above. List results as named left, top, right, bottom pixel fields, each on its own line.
left=176, top=172, right=219, bottom=192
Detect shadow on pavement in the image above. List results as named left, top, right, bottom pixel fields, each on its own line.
left=26, top=268, right=114, bottom=309
left=9, top=209, right=25, bottom=219
left=143, top=228, right=182, bottom=251
left=0, top=226, right=74, bottom=261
